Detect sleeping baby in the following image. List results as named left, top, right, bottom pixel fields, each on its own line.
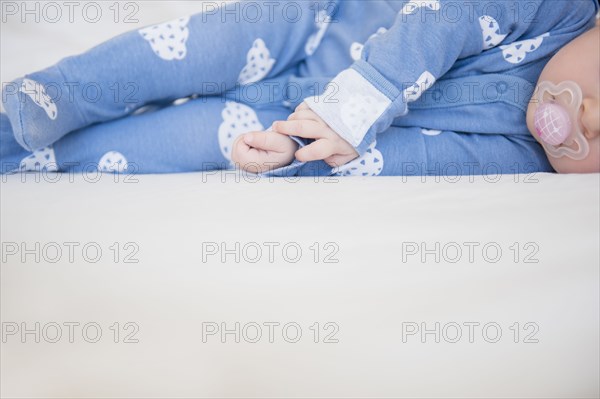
left=1, top=0, right=598, bottom=176
left=233, top=17, right=600, bottom=175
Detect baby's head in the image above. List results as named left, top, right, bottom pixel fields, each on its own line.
left=526, top=22, right=599, bottom=173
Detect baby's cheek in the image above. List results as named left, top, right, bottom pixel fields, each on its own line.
left=525, top=102, right=542, bottom=144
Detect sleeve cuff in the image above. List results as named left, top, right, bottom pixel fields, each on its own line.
left=304, top=60, right=408, bottom=154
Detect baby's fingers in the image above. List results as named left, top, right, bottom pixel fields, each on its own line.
left=274, top=120, right=323, bottom=139
left=232, top=143, right=287, bottom=173
left=295, top=140, right=334, bottom=162
left=295, top=102, right=310, bottom=112
left=243, top=131, right=291, bottom=153
left=287, top=110, right=321, bottom=122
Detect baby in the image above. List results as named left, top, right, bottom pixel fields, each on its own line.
left=1, top=1, right=598, bottom=176
left=233, top=15, right=600, bottom=175
left=233, top=22, right=600, bottom=175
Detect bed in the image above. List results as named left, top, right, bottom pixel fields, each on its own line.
left=1, top=2, right=599, bottom=398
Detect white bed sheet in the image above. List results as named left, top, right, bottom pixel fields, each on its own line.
left=1, top=172, right=599, bottom=398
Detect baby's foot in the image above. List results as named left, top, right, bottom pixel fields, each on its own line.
left=231, top=131, right=299, bottom=173
left=2, top=67, right=84, bottom=151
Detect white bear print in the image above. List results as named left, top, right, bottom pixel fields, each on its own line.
left=305, top=10, right=332, bottom=56
left=479, top=15, right=508, bottom=50
left=98, top=151, right=129, bottom=173
left=218, top=101, right=264, bottom=162
left=19, top=146, right=58, bottom=172
left=403, top=71, right=436, bottom=102
left=20, top=79, right=58, bottom=120
left=333, top=142, right=383, bottom=177
left=350, top=27, right=388, bottom=61
left=400, top=1, right=440, bottom=15
left=421, top=128, right=442, bottom=136
left=340, top=94, right=387, bottom=138
left=500, top=33, right=550, bottom=64
left=139, top=16, right=190, bottom=61
left=238, top=39, right=276, bottom=85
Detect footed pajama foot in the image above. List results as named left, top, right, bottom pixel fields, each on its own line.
left=3, top=66, right=84, bottom=151
left=0, top=113, right=58, bottom=173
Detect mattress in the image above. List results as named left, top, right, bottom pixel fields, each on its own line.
left=1, top=172, right=599, bottom=398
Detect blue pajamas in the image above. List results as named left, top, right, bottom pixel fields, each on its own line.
left=1, top=1, right=597, bottom=176
left=0, top=105, right=551, bottom=176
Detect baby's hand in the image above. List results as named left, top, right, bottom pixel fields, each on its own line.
left=231, top=131, right=299, bottom=173
left=273, top=103, right=359, bottom=167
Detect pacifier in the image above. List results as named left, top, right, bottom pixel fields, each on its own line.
left=533, top=80, right=589, bottom=160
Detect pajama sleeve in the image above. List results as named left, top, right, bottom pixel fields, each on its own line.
left=303, top=0, right=596, bottom=155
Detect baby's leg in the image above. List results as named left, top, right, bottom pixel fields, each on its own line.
left=2, top=1, right=338, bottom=152
left=375, top=127, right=553, bottom=176
left=1, top=98, right=290, bottom=174
left=292, top=127, right=554, bottom=177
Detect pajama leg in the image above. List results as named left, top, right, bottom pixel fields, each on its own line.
left=377, top=128, right=554, bottom=176
left=2, top=0, right=338, bottom=151
left=1, top=98, right=290, bottom=175
left=0, top=113, right=36, bottom=174
left=293, top=127, right=554, bottom=177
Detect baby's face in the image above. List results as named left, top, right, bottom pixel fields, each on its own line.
left=526, top=25, right=600, bottom=173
